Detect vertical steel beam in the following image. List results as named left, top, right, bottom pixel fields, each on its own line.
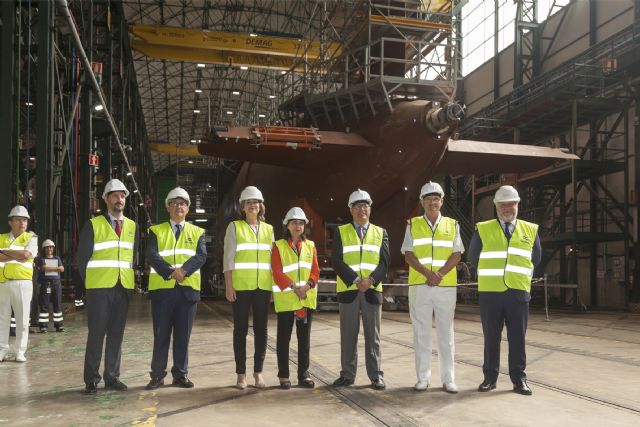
left=36, top=0, right=54, bottom=240
left=0, top=0, right=16, bottom=216
left=514, top=0, right=539, bottom=88
left=493, top=0, right=500, bottom=100
left=634, top=93, right=640, bottom=303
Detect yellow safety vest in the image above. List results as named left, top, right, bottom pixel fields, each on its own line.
left=408, top=216, right=457, bottom=286
left=231, top=220, right=274, bottom=291
left=148, top=222, right=204, bottom=291
left=477, top=219, right=538, bottom=292
left=85, top=215, right=136, bottom=289
left=336, top=223, right=383, bottom=293
left=272, top=239, right=317, bottom=312
left=0, top=232, right=35, bottom=281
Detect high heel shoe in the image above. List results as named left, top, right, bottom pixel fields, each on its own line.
left=254, top=372, right=266, bottom=389
left=236, top=374, right=247, bottom=390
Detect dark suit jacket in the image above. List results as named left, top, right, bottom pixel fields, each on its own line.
left=332, top=223, right=390, bottom=304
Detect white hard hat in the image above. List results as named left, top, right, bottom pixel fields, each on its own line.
left=239, top=186, right=264, bottom=203
left=348, top=189, right=373, bottom=208
left=8, top=205, right=30, bottom=219
left=42, top=239, right=55, bottom=249
left=102, top=178, right=130, bottom=198
left=494, top=185, right=521, bottom=204
left=282, top=207, right=309, bottom=225
left=165, top=187, right=191, bottom=207
left=419, top=181, right=444, bottom=199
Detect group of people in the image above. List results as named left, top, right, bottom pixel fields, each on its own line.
left=223, top=182, right=539, bottom=396
left=0, top=207, right=65, bottom=364
left=1, top=177, right=540, bottom=398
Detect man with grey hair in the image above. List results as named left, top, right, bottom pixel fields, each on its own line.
left=467, top=185, right=541, bottom=396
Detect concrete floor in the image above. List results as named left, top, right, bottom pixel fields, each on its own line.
left=1, top=297, right=640, bottom=427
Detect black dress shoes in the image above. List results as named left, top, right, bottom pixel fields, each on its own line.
left=478, top=380, right=497, bottom=392
left=173, top=376, right=194, bottom=388
left=105, top=379, right=128, bottom=391
left=299, top=378, right=315, bottom=388
left=513, top=380, right=532, bottom=395
left=332, top=376, right=354, bottom=387
left=84, top=383, right=97, bottom=394
left=371, top=378, right=386, bottom=390
left=146, top=377, right=165, bottom=390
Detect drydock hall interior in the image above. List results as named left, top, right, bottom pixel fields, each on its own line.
left=1, top=0, right=640, bottom=426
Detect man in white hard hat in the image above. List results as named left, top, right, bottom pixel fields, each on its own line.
left=145, top=187, right=206, bottom=390
left=332, top=189, right=389, bottom=390
left=467, top=185, right=541, bottom=396
left=0, top=206, right=37, bottom=362
left=401, top=181, right=463, bottom=393
left=77, top=178, right=138, bottom=394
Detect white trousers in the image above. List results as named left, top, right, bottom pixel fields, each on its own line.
left=0, top=280, right=33, bottom=356
left=408, top=285, right=457, bottom=384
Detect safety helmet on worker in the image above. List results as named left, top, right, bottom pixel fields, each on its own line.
left=282, top=207, right=309, bottom=225
left=165, top=187, right=191, bottom=207
left=42, top=239, right=55, bottom=249
left=239, top=186, right=264, bottom=203
left=8, top=205, right=30, bottom=219
left=419, top=181, right=444, bottom=199
left=348, top=189, right=373, bottom=208
left=102, top=178, right=130, bottom=198
left=494, top=185, right=521, bottom=204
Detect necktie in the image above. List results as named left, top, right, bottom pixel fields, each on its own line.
left=504, top=222, right=512, bottom=240
left=358, top=226, right=365, bottom=241
left=114, top=219, right=121, bottom=237
left=175, top=224, right=182, bottom=239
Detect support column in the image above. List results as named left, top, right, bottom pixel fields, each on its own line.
left=35, top=0, right=54, bottom=240
left=0, top=1, right=17, bottom=215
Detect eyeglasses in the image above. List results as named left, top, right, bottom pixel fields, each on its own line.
left=169, top=201, right=188, bottom=207
left=351, top=203, right=370, bottom=210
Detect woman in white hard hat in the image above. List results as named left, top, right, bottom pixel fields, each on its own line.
left=35, top=240, right=65, bottom=333
left=271, top=207, right=319, bottom=389
left=223, top=186, right=274, bottom=389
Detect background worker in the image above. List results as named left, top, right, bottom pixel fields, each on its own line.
left=223, top=186, right=274, bottom=389
left=35, top=240, right=65, bottom=333
left=402, top=181, right=463, bottom=393
left=146, top=187, right=206, bottom=390
left=77, top=178, right=138, bottom=394
left=468, top=185, right=541, bottom=396
left=271, top=207, right=319, bottom=389
left=332, top=189, right=389, bottom=390
left=0, top=206, right=37, bottom=363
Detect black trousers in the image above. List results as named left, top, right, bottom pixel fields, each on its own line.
left=232, top=289, right=271, bottom=374
left=479, top=288, right=530, bottom=383
left=83, top=284, right=130, bottom=385
left=276, top=310, right=312, bottom=380
left=150, top=287, right=198, bottom=380
left=38, top=280, right=63, bottom=328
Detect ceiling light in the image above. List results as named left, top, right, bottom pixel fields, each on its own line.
left=258, top=114, right=266, bottom=118
left=240, top=66, right=249, bottom=70
left=93, top=104, right=104, bottom=112
left=195, top=219, right=208, bottom=223
left=195, top=208, right=205, bottom=213
left=197, top=63, right=205, bottom=68
left=126, top=172, right=132, bottom=176
left=193, top=109, right=200, bottom=113
left=133, top=189, right=139, bottom=193
left=269, top=95, right=276, bottom=99
left=280, top=71, right=287, bottom=74
left=29, top=157, right=36, bottom=161
left=404, top=186, right=408, bottom=191
left=188, top=160, right=194, bottom=164
left=138, top=202, right=144, bottom=206
left=190, top=139, right=197, bottom=143
left=96, top=209, right=101, bottom=213
left=25, top=102, right=34, bottom=107
left=197, top=139, right=201, bottom=143
left=226, top=111, right=233, bottom=115
left=249, top=33, right=258, bottom=37
left=232, top=91, right=240, bottom=95
left=194, top=89, right=203, bottom=93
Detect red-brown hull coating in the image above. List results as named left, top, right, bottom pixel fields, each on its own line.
left=218, top=101, right=454, bottom=267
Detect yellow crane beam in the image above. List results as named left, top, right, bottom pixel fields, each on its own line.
left=149, top=143, right=200, bottom=157
left=129, top=24, right=341, bottom=60
left=132, top=39, right=308, bottom=72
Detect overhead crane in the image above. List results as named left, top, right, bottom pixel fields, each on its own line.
left=129, top=24, right=341, bottom=71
